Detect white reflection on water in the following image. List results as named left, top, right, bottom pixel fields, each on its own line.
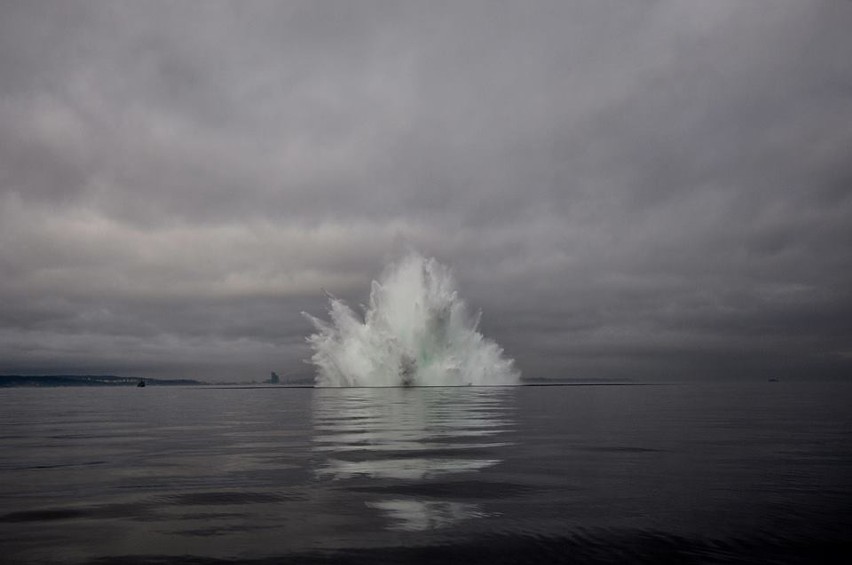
left=312, top=387, right=515, bottom=530
left=366, top=499, right=488, bottom=532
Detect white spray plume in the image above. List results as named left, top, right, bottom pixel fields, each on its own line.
left=303, top=253, right=519, bottom=387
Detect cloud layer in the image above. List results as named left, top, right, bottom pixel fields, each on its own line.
left=2, top=1, right=851, bottom=381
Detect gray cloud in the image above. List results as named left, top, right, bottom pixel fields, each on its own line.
left=1, top=0, right=850, bottom=381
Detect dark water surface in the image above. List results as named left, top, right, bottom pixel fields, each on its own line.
left=1, top=383, right=851, bottom=564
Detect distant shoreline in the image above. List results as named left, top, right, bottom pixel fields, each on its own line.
left=0, top=375, right=203, bottom=387
left=0, top=376, right=642, bottom=388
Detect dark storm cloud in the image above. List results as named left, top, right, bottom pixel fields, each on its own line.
left=1, top=0, right=850, bottom=381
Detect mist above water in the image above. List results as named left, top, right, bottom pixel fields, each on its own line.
left=303, top=253, right=519, bottom=387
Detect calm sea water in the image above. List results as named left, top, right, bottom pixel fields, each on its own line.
left=1, top=383, right=850, bottom=564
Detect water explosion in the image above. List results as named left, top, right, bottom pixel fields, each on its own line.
left=303, top=253, right=519, bottom=387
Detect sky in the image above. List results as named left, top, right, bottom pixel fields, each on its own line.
left=1, top=0, right=851, bottom=382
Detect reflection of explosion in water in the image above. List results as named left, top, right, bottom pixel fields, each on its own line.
left=312, top=388, right=513, bottom=480
left=312, top=387, right=515, bottom=530
left=365, top=500, right=487, bottom=532
left=303, top=253, right=519, bottom=387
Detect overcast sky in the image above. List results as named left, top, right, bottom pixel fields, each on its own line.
left=1, top=0, right=850, bottom=382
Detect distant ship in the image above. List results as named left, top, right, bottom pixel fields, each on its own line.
left=137, top=379, right=146, bottom=387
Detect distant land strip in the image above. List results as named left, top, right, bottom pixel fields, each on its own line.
left=0, top=375, right=202, bottom=387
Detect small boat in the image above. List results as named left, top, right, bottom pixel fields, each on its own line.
left=137, top=379, right=146, bottom=388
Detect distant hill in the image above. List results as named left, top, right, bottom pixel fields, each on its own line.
left=0, top=375, right=203, bottom=387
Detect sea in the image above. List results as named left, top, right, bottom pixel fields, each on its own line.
left=1, top=382, right=850, bottom=564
